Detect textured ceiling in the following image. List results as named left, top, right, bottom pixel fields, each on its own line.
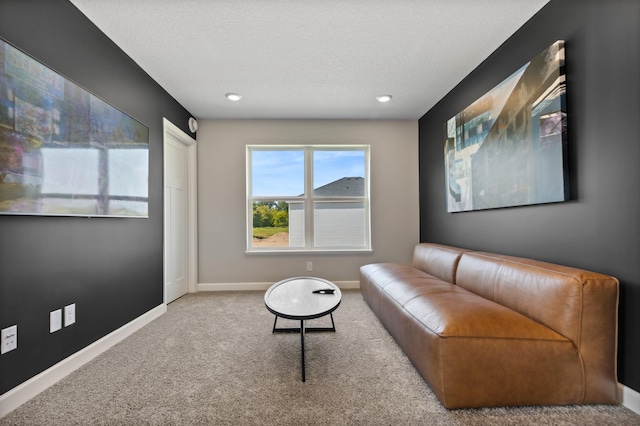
left=69, top=0, right=550, bottom=120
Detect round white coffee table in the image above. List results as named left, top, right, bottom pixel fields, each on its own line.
left=264, top=276, right=342, bottom=382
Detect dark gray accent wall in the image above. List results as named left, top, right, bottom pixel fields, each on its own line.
left=419, top=0, right=640, bottom=392
left=0, top=0, right=193, bottom=394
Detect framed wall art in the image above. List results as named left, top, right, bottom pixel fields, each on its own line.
left=0, top=37, right=149, bottom=218
left=445, top=40, right=568, bottom=212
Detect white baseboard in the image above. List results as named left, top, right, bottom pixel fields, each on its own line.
left=0, top=304, right=166, bottom=418
left=620, top=383, right=640, bottom=415
left=197, top=280, right=360, bottom=292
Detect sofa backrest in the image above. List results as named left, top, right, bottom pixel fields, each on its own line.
left=412, top=243, right=467, bottom=283
left=455, top=251, right=619, bottom=402
left=455, top=251, right=618, bottom=342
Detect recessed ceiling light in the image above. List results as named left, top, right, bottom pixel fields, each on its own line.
left=376, top=95, right=392, bottom=103
left=225, top=93, right=242, bottom=101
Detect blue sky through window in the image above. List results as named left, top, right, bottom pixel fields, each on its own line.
left=251, top=149, right=365, bottom=197
left=314, top=150, right=365, bottom=188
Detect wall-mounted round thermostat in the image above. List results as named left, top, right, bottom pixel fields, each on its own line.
left=188, top=117, right=198, bottom=133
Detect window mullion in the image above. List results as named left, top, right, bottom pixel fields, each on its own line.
left=304, top=148, right=314, bottom=248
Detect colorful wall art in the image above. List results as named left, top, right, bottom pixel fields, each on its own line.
left=445, top=40, right=568, bottom=212
left=0, top=38, right=149, bottom=217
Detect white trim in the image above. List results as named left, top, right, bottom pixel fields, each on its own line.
left=245, top=249, right=374, bottom=255
left=163, top=118, right=198, bottom=300
left=198, top=280, right=360, bottom=292
left=620, top=383, right=640, bottom=415
left=0, top=304, right=166, bottom=418
left=246, top=145, right=371, bottom=253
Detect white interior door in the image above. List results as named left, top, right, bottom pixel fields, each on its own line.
left=165, top=132, right=189, bottom=303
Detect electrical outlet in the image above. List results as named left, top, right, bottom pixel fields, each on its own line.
left=64, top=303, right=76, bottom=327
left=306, top=262, right=313, bottom=272
left=50, top=309, right=62, bottom=333
left=1, top=325, right=17, bottom=354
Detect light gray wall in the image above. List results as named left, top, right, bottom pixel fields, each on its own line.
left=197, top=120, right=419, bottom=285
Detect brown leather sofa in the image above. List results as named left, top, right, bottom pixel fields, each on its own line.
left=360, top=243, right=619, bottom=409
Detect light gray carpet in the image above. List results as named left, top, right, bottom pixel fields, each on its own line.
left=2, top=290, right=639, bottom=425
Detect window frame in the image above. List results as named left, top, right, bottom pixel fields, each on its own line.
left=246, top=145, right=371, bottom=254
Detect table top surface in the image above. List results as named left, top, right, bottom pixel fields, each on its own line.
left=264, top=276, right=342, bottom=320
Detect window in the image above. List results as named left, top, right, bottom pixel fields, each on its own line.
left=247, top=145, right=370, bottom=252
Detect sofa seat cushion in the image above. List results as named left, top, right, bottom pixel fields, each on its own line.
left=383, top=277, right=466, bottom=307
left=360, top=263, right=436, bottom=311
left=360, top=263, right=434, bottom=289
left=404, top=288, right=568, bottom=341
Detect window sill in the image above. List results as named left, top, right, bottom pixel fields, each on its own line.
left=245, top=248, right=373, bottom=255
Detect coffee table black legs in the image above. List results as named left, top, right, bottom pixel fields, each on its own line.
left=272, top=314, right=336, bottom=333
left=300, top=320, right=305, bottom=382
left=271, top=314, right=336, bottom=382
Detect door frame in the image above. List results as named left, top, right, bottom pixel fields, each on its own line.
left=163, top=117, right=198, bottom=304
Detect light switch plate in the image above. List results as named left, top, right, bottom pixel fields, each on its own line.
left=64, top=303, right=76, bottom=327
left=1, top=325, right=17, bottom=354
left=50, top=309, right=62, bottom=333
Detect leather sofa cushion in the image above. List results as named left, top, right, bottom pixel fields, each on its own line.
left=455, top=251, right=618, bottom=347
left=404, top=286, right=567, bottom=341
left=412, top=243, right=467, bottom=283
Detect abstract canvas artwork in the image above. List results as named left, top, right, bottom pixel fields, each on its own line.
left=445, top=40, right=568, bottom=212
left=0, top=37, right=149, bottom=217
